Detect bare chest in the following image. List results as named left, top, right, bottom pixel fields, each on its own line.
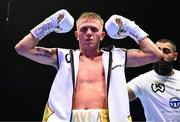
left=77, top=56, right=105, bottom=82
left=73, top=56, right=107, bottom=109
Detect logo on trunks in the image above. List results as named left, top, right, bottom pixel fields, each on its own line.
left=151, top=83, right=165, bottom=93
left=65, top=53, right=71, bottom=63
left=169, top=97, right=180, bottom=109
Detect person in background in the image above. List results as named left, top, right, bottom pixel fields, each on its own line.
left=128, top=38, right=180, bottom=122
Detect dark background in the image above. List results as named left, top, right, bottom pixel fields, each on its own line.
left=0, top=0, right=179, bottom=121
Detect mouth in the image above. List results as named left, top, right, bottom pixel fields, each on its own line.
left=85, top=38, right=93, bottom=41
left=157, top=59, right=168, bottom=65
left=84, top=39, right=94, bottom=46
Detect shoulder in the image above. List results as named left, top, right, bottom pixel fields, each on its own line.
left=174, top=69, right=180, bottom=73
left=134, top=70, right=155, bottom=80
left=128, top=70, right=154, bottom=87
left=111, top=46, right=127, bottom=56
left=173, top=69, right=180, bottom=77
left=112, top=47, right=127, bottom=52
left=101, top=45, right=127, bottom=52
left=57, top=48, right=69, bottom=53
left=141, top=70, right=155, bottom=77
left=57, top=48, right=79, bottom=54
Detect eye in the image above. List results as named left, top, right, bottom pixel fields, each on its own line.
left=90, top=27, right=98, bottom=32
left=162, top=48, right=171, bottom=54
left=80, top=27, right=88, bottom=32
left=79, top=26, right=99, bottom=32
left=158, top=47, right=172, bottom=54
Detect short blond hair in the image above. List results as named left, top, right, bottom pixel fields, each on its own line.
left=76, top=12, right=104, bottom=30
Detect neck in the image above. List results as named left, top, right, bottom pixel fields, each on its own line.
left=80, top=49, right=101, bottom=58
left=154, top=66, right=174, bottom=76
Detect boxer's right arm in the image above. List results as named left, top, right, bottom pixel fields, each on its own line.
left=15, top=9, right=74, bottom=68
left=15, top=33, right=58, bottom=68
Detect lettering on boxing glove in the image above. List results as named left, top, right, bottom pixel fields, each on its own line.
left=30, top=9, right=74, bottom=40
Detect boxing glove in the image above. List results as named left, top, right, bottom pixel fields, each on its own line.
left=30, top=9, right=74, bottom=40
left=105, top=15, right=148, bottom=44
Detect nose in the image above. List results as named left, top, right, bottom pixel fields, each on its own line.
left=86, top=28, right=93, bottom=37
left=86, top=28, right=93, bottom=33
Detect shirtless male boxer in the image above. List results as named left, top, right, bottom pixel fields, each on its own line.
left=15, top=9, right=162, bottom=122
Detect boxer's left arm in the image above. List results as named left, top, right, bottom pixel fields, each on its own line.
left=127, top=37, right=163, bottom=67
left=105, top=15, right=163, bottom=67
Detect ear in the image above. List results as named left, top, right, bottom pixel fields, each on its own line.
left=173, top=52, right=178, bottom=61
left=100, top=31, right=106, bottom=41
left=74, top=31, right=79, bottom=41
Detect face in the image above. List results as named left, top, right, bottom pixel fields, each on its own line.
left=153, top=42, right=178, bottom=75
left=156, top=42, right=178, bottom=64
left=75, top=18, right=105, bottom=51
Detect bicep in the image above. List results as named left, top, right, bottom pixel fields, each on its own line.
left=15, top=33, right=58, bottom=68
left=27, top=47, right=58, bottom=68
left=126, top=38, right=162, bottom=67
left=127, top=49, right=149, bottom=67
left=127, top=48, right=160, bottom=67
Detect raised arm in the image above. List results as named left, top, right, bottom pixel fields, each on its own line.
left=15, top=33, right=58, bottom=68
left=105, top=15, right=163, bottom=67
left=15, top=9, right=74, bottom=69
left=127, top=37, right=162, bottom=67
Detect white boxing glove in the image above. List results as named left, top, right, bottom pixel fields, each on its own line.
left=105, top=15, right=148, bottom=44
left=30, top=9, right=74, bottom=40
left=105, top=15, right=128, bottom=40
